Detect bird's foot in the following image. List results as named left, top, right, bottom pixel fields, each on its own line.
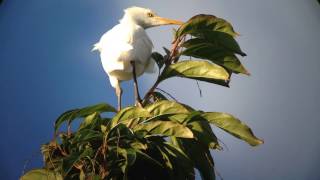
left=135, top=100, right=143, bottom=108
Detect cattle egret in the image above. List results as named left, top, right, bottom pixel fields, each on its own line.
left=92, top=7, right=183, bottom=111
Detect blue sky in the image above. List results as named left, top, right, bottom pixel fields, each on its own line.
left=1, top=0, right=320, bottom=179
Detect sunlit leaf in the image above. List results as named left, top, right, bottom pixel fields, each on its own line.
left=54, top=103, right=116, bottom=133
left=159, top=60, right=230, bottom=87
left=145, top=100, right=190, bottom=116
left=110, top=106, right=151, bottom=128
left=202, top=112, right=264, bottom=146
left=134, top=120, right=193, bottom=138
left=20, top=169, right=63, bottom=180
left=78, top=112, right=100, bottom=131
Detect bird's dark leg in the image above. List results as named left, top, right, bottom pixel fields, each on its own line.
left=115, top=84, right=122, bottom=111
left=130, top=61, right=142, bottom=107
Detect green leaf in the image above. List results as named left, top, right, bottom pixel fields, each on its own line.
left=159, top=60, right=230, bottom=87
left=145, top=100, right=190, bottom=116
left=185, top=31, right=246, bottom=56
left=110, top=106, right=151, bottom=128
left=177, top=14, right=239, bottom=38
left=202, top=112, right=264, bottom=146
left=54, top=103, right=116, bottom=133
left=144, top=100, right=191, bottom=124
left=20, top=169, right=63, bottom=180
left=78, top=112, right=100, bottom=131
left=188, top=119, right=220, bottom=149
left=151, top=52, right=165, bottom=69
left=117, top=147, right=137, bottom=174
left=151, top=91, right=168, bottom=102
left=182, top=38, right=249, bottom=75
left=73, top=129, right=103, bottom=144
left=172, top=138, right=215, bottom=180
left=157, top=142, right=194, bottom=179
left=134, top=120, right=193, bottom=138
left=62, top=147, right=94, bottom=176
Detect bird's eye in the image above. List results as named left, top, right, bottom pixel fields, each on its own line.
left=147, top=12, right=154, bottom=17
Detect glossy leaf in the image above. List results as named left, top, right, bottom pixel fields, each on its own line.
left=54, top=103, right=116, bottom=133
left=185, top=31, right=246, bottom=56
left=134, top=120, right=193, bottom=138
left=159, top=60, right=230, bottom=87
left=110, top=106, right=151, bottom=128
left=78, top=112, right=100, bottom=131
left=177, top=14, right=239, bottom=38
left=182, top=38, right=249, bottom=75
left=202, top=112, right=264, bottom=146
left=20, top=169, right=63, bottom=180
left=145, top=100, right=190, bottom=116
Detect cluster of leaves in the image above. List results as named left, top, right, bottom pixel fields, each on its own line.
left=21, top=14, right=263, bottom=180
left=22, top=100, right=262, bottom=180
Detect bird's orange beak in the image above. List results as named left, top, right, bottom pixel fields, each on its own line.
left=154, top=16, right=184, bottom=26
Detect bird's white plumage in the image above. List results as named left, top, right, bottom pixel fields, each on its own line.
left=93, top=7, right=156, bottom=88
left=92, top=6, right=182, bottom=110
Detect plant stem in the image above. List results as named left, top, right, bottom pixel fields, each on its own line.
left=143, top=37, right=183, bottom=103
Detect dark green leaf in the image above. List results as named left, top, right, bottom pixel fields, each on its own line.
left=177, top=14, right=239, bottom=38
left=182, top=38, right=249, bottom=75
left=157, top=142, right=194, bottom=179
left=151, top=91, right=168, bottom=102
left=202, top=112, right=264, bottom=146
left=134, top=120, right=193, bottom=138
left=20, top=169, right=63, bottom=180
left=172, top=138, right=215, bottom=180
left=73, top=129, right=103, bottom=144
left=151, top=52, right=165, bottom=69
left=62, top=147, right=93, bottom=176
left=185, top=113, right=221, bottom=149
left=159, top=60, right=230, bottom=87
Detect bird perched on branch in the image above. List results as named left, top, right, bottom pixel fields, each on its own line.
left=92, top=7, right=183, bottom=111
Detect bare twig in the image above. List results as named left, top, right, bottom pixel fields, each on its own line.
left=143, top=36, right=184, bottom=103
left=155, top=88, right=178, bottom=102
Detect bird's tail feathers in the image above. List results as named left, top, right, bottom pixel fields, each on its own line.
left=91, top=43, right=100, bottom=52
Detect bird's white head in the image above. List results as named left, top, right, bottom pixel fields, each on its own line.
left=120, top=6, right=183, bottom=29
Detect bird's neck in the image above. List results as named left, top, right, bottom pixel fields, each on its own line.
left=119, top=15, right=146, bottom=29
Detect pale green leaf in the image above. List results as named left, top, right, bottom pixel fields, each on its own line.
left=134, top=120, right=193, bottom=138
left=20, top=169, right=63, bottom=180
left=159, top=60, right=230, bottom=86
left=202, top=112, right=264, bottom=146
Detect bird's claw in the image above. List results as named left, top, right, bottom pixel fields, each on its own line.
left=135, top=100, right=143, bottom=108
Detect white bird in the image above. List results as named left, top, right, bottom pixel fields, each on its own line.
left=92, top=6, right=183, bottom=111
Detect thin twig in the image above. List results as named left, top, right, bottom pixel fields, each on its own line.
left=196, top=80, right=203, bottom=97
left=143, top=36, right=184, bottom=102
left=155, top=88, right=178, bottom=102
